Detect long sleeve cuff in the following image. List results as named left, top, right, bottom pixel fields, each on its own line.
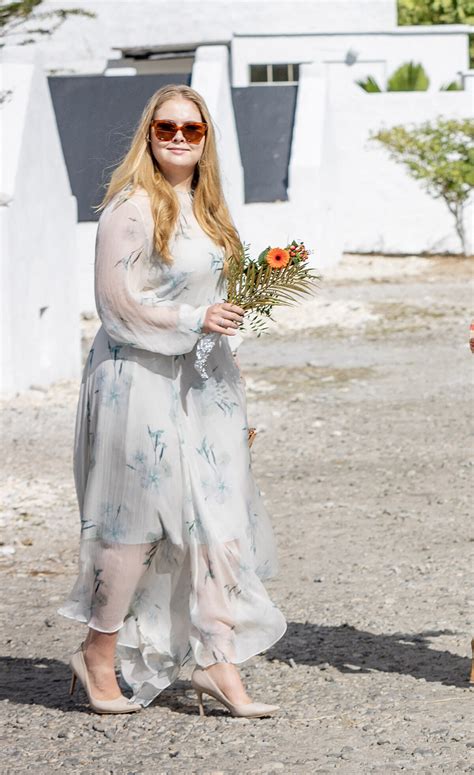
left=177, top=304, right=209, bottom=337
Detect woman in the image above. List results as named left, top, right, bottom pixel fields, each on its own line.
left=59, top=84, right=287, bottom=716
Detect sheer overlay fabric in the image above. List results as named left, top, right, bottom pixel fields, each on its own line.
left=58, top=187, right=287, bottom=706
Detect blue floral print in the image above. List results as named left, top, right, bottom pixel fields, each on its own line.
left=58, top=187, right=286, bottom=707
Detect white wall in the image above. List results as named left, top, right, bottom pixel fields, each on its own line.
left=232, top=27, right=471, bottom=88
left=8, top=0, right=396, bottom=74
left=330, top=88, right=474, bottom=254
left=0, top=61, right=81, bottom=395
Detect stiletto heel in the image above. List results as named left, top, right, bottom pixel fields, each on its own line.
left=69, top=671, right=77, bottom=696
left=191, top=667, right=279, bottom=719
left=68, top=642, right=141, bottom=714
left=196, top=690, right=205, bottom=716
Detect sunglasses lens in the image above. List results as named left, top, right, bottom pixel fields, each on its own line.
left=182, top=124, right=207, bottom=144
left=153, top=121, right=177, bottom=140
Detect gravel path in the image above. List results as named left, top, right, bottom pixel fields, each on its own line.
left=1, top=255, right=473, bottom=774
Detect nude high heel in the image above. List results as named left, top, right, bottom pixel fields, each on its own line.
left=69, top=642, right=141, bottom=714
left=191, top=667, right=279, bottom=718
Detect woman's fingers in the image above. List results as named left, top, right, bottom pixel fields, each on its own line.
left=220, top=305, right=244, bottom=326
left=222, top=302, right=245, bottom=316
left=212, top=321, right=236, bottom=335
left=220, top=313, right=241, bottom=327
left=202, top=302, right=244, bottom=335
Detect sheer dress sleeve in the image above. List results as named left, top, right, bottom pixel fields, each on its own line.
left=94, top=195, right=210, bottom=356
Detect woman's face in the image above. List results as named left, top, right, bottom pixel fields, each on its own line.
left=149, top=97, right=206, bottom=184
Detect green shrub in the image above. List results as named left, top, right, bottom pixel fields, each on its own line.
left=357, top=62, right=430, bottom=92
left=372, top=117, right=474, bottom=254
left=387, top=62, right=430, bottom=91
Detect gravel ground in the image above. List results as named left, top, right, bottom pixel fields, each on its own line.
left=0, top=254, right=473, bottom=774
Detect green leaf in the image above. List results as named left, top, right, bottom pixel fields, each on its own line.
left=356, top=75, right=383, bottom=93
left=387, top=62, right=429, bottom=91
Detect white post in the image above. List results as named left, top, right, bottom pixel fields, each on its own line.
left=288, top=61, right=343, bottom=268
left=0, top=60, right=81, bottom=394
left=192, top=45, right=245, bottom=223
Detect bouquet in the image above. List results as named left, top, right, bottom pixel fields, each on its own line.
left=226, top=240, right=318, bottom=334
left=195, top=240, right=318, bottom=378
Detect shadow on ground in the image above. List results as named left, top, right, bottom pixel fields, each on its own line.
left=0, top=658, right=211, bottom=715
left=0, top=624, right=470, bottom=712
left=265, top=622, right=471, bottom=688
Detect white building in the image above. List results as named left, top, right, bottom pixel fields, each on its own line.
left=1, top=0, right=472, bottom=392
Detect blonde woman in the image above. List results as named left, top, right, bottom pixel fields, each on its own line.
left=59, top=84, right=287, bottom=716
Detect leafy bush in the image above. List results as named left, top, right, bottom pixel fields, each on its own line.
left=398, top=0, right=474, bottom=26
left=357, top=62, right=430, bottom=92
left=387, top=62, right=430, bottom=91
left=372, top=117, right=474, bottom=254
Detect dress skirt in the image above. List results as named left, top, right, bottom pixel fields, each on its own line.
left=58, top=187, right=287, bottom=707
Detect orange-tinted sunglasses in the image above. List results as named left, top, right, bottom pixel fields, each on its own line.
left=150, top=119, right=208, bottom=145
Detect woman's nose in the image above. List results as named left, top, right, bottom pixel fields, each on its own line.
left=173, top=130, right=185, bottom=142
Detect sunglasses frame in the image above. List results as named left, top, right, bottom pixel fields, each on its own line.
left=149, top=119, right=208, bottom=145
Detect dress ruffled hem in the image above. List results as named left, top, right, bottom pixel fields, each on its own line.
left=57, top=599, right=287, bottom=708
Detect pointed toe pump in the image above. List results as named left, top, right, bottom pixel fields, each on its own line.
left=191, top=667, right=279, bottom=718
left=69, top=643, right=141, bottom=714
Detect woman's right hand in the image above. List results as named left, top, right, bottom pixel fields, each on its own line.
left=202, top=302, right=245, bottom=335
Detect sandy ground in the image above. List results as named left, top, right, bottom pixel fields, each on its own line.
left=0, top=254, right=473, bottom=774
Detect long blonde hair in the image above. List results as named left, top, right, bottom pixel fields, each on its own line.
left=99, top=84, right=241, bottom=268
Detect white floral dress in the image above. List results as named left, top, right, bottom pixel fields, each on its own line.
left=58, top=187, right=287, bottom=706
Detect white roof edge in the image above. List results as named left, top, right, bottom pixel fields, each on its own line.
left=233, top=25, right=473, bottom=38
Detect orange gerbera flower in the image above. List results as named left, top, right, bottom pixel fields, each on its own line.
left=266, top=247, right=290, bottom=269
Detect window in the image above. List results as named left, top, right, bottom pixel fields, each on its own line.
left=249, top=63, right=300, bottom=85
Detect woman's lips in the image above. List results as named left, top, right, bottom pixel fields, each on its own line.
left=168, top=147, right=189, bottom=154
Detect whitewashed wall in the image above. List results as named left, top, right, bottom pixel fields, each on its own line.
left=12, top=1, right=396, bottom=74
left=232, top=27, right=470, bottom=88
left=329, top=87, right=474, bottom=255
left=0, top=61, right=80, bottom=395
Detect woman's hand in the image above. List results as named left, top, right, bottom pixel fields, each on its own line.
left=202, top=302, right=244, bottom=335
